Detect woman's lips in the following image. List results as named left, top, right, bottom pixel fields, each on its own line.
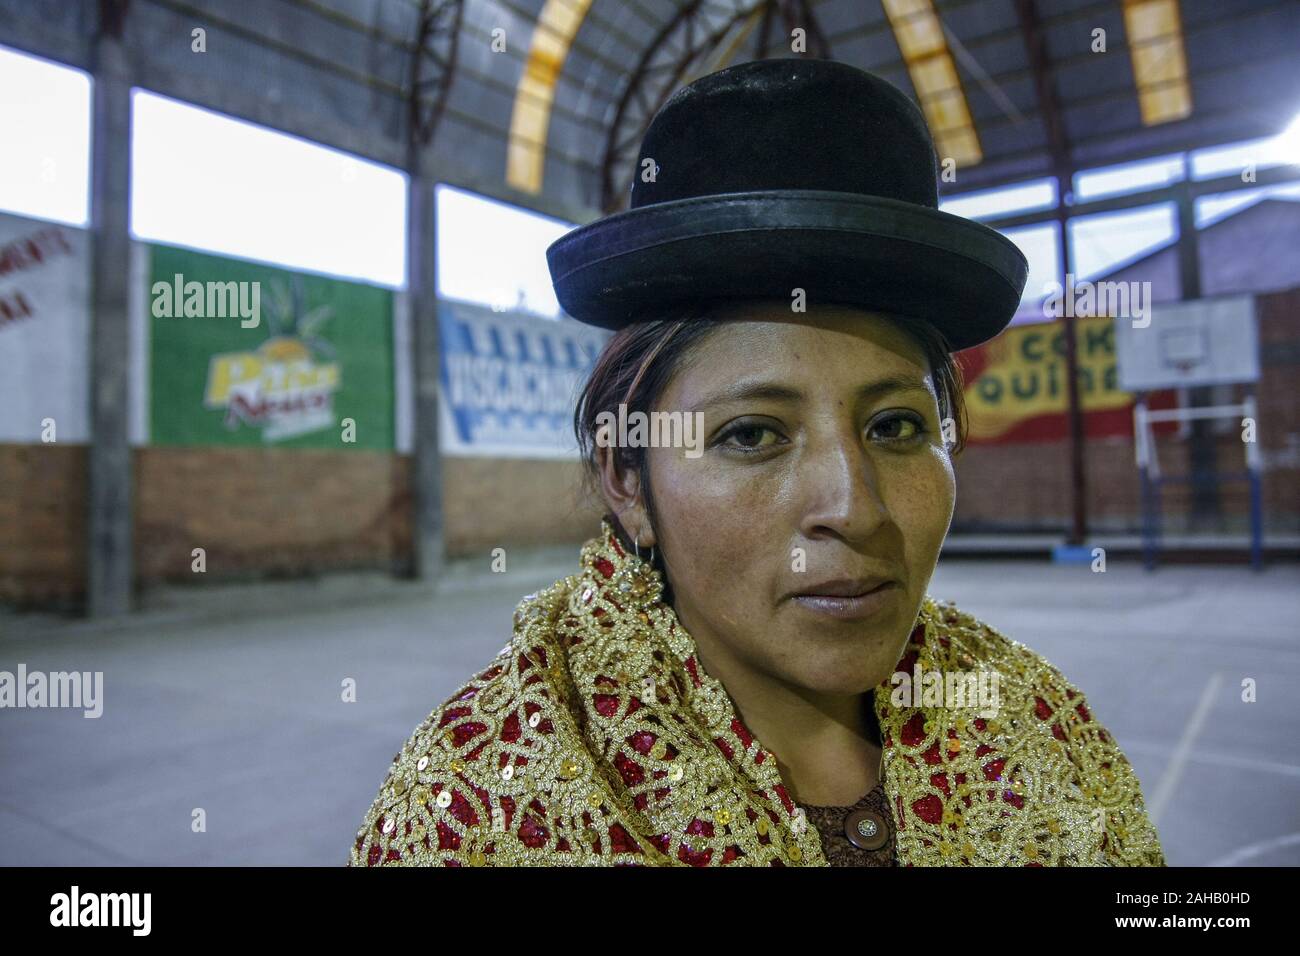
left=790, top=581, right=900, bottom=620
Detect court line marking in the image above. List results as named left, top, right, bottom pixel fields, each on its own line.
left=1208, top=831, right=1300, bottom=867
left=1147, top=671, right=1223, bottom=825
left=1121, top=739, right=1300, bottom=779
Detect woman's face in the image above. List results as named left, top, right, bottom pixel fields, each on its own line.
left=621, top=301, right=955, bottom=695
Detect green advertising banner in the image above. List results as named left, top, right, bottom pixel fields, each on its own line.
left=148, top=244, right=394, bottom=450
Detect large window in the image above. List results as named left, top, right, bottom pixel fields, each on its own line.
left=1196, top=183, right=1300, bottom=228
left=1190, top=130, right=1296, bottom=181
left=939, top=177, right=1056, bottom=221
left=0, top=45, right=91, bottom=226
left=435, top=183, right=574, bottom=319
left=1068, top=203, right=1177, bottom=281
left=1073, top=153, right=1185, bottom=203
left=131, top=91, right=407, bottom=287
left=1000, top=221, right=1062, bottom=317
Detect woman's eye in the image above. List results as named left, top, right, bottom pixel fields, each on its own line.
left=869, top=413, right=923, bottom=442
left=719, top=423, right=780, bottom=450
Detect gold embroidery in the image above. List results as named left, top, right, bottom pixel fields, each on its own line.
left=349, top=521, right=1165, bottom=867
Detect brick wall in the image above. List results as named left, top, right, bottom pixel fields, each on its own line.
left=952, top=437, right=1143, bottom=533
left=0, top=443, right=87, bottom=609
left=442, top=456, right=603, bottom=556
left=0, top=445, right=603, bottom=609
left=134, top=447, right=413, bottom=584
left=134, top=449, right=602, bottom=584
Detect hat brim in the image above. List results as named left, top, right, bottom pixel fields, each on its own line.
left=546, top=190, right=1029, bottom=352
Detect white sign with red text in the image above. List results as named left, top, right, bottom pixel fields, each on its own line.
left=0, top=211, right=90, bottom=443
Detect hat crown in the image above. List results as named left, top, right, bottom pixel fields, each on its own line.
left=631, top=58, right=940, bottom=210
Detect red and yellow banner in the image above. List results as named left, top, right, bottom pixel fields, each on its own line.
left=959, top=316, right=1176, bottom=444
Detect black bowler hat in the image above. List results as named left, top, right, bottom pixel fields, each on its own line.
left=546, top=58, right=1028, bottom=352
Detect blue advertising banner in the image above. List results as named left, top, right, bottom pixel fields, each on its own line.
left=436, top=299, right=609, bottom=459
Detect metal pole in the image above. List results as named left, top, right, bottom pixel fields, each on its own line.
left=1134, top=396, right=1156, bottom=571
left=87, top=22, right=134, bottom=617
left=1243, top=393, right=1263, bottom=570
left=1059, top=205, right=1088, bottom=546
left=405, top=166, right=446, bottom=583
left=1173, top=160, right=1220, bottom=531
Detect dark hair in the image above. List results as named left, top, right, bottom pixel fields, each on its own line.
left=573, top=301, right=968, bottom=556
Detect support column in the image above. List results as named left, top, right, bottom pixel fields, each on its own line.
left=405, top=171, right=446, bottom=582
left=86, top=30, right=133, bottom=617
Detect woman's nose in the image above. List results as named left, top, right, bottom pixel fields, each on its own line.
left=795, top=434, right=889, bottom=545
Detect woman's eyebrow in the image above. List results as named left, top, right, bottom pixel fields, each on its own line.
left=688, top=382, right=803, bottom=413
left=688, top=375, right=931, bottom=413
left=857, top=376, right=935, bottom=402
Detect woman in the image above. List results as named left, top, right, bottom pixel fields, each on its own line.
left=350, top=58, right=1165, bottom=866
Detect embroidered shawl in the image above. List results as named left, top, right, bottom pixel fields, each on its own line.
left=350, top=522, right=1165, bottom=867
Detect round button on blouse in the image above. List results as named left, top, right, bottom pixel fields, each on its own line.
left=844, top=808, right=890, bottom=851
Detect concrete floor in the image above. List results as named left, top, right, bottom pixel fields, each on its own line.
left=2, top=554, right=1297, bottom=866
